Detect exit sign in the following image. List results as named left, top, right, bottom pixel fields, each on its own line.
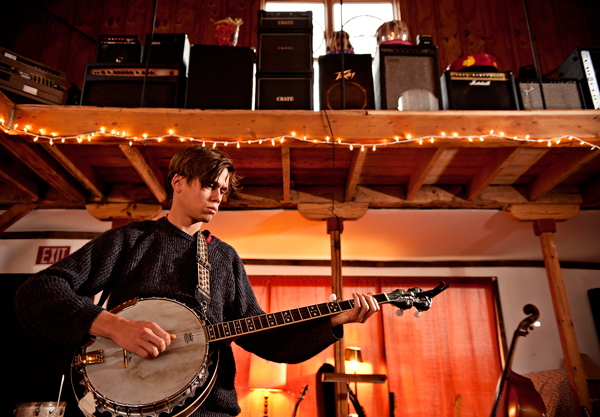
left=36, top=246, right=70, bottom=264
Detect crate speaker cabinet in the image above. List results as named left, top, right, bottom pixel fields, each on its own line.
left=318, top=54, right=374, bottom=110
left=257, top=33, right=313, bottom=73
left=557, top=46, right=600, bottom=109
left=373, top=44, right=441, bottom=110
left=517, top=79, right=582, bottom=110
left=441, top=71, right=520, bottom=110
left=143, top=33, right=190, bottom=69
left=256, top=74, right=313, bottom=110
left=185, top=45, right=254, bottom=109
left=81, top=63, right=185, bottom=108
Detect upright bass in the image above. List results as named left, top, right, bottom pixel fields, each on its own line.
left=489, top=304, right=547, bottom=417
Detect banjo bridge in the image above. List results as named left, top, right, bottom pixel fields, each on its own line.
left=75, top=349, right=104, bottom=366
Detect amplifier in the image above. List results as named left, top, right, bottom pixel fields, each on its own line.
left=318, top=54, right=374, bottom=110
left=441, top=71, right=520, bottom=110
left=256, top=74, right=313, bottom=110
left=258, top=32, right=313, bottom=73
left=81, top=63, right=185, bottom=108
left=517, top=79, right=582, bottom=110
left=97, top=35, right=142, bottom=64
left=373, top=44, right=441, bottom=110
left=143, top=33, right=190, bottom=70
left=0, top=47, right=66, bottom=104
left=185, top=44, right=254, bottom=109
left=258, top=10, right=313, bottom=32
left=557, top=46, right=600, bottom=109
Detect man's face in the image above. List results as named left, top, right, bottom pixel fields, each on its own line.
left=173, top=169, right=230, bottom=224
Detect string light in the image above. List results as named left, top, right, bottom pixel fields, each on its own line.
left=0, top=120, right=597, bottom=152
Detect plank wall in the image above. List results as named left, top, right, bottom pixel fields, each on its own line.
left=1, top=0, right=600, bottom=93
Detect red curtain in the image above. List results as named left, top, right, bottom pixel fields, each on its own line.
left=233, top=276, right=501, bottom=417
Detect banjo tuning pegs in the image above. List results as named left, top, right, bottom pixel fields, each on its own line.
left=395, top=309, right=404, bottom=317
left=414, top=310, right=422, bottom=318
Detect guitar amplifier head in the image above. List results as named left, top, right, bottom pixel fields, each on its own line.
left=97, top=35, right=142, bottom=64
left=258, top=10, right=313, bottom=32
left=517, top=79, right=583, bottom=110
left=557, top=46, right=600, bottom=109
left=441, top=71, right=520, bottom=110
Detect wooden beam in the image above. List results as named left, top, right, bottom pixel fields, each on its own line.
left=582, top=172, right=600, bottom=207
left=298, top=202, right=369, bottom=221
left=535, top=221, right=592, bottom=413
left=345, top=149, right=366, bottom=202
left=12, top=106, right=600, bottom=144
left=0, top=164, right=38, bottom=200
left=0, top=203, right=36, bottom=233
left=467, top=148, right=520, bottom=200
left=0, top=90, right=14, bottom=127
left=42, top=143, right=104, bottom=199
left=503, top=204, right=580, bottom=221
left=85, top=203, right=162, bottom=221
left=281, top=146, right=291, bottom=202
left=407, top=148, right=444, bottom=200
left=0, top=131, right=85, bottom=201
left=528, top=149, right=600, bottom=201
left=119, top=144, right=168, bottom=203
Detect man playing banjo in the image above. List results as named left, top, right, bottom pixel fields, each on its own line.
left=14, top=145, right=380, bottom=417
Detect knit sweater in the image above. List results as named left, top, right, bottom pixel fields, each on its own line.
left=14, top=217, right=341, bottom=416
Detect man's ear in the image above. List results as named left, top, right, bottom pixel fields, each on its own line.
left=171, top=174, right=183, bottom=193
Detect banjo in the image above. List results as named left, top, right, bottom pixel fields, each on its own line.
left=71, top=282, right=449, bottom=417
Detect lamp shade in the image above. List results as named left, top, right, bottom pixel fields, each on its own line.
left=248, top=356, right=287, bottom=391
left=345, top=346, right=363, bottom=373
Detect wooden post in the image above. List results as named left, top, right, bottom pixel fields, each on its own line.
left=328, top=217, right=348, bottom=417
left=534, top=219, right=592, bottom=415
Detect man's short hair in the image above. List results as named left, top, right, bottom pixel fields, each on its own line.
left=166, top=145, right=240, bottom=199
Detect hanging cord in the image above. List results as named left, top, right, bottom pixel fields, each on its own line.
left=340, top=0, right=345, bottom=110
left=141, top=0, right=159, bottom=107
left=523, top=0, right=546, bottom=109
left=323, top=109, right=338, bottom=219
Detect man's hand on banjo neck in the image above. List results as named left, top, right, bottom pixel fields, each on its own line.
left=88, top=292, right=379, bottom=360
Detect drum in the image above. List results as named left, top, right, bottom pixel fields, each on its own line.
left=14, top=402, right=66, bottom=417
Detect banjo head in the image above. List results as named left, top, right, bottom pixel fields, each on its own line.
left=73, top=298, right=216, bottom=416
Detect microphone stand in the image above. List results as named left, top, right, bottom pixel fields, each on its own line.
left=292, top=385, right=309, bottom=417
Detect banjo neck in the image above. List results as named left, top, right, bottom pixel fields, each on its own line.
left=206, top=293, right=392, bottom=342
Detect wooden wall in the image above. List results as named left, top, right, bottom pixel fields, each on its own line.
left=2, top=0, right=599, bottom=95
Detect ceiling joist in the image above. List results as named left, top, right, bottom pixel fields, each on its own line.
left=119, top=144, right=167, bottom=203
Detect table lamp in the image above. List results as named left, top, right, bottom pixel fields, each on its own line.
left=249, top=356, right=287, bottom=417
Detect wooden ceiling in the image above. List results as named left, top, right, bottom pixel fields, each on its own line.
left=1, top=93, right=599, bottom=225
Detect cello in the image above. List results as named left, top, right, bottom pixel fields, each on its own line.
left=490, top=304, right=547, bottom=417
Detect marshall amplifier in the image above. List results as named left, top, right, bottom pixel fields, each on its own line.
left=318, top=54, right=374, bottom=110
left=517, top=79, right=583, bottom=110
left=185, top=44, right=254, bottom=109
left=557, top=46, right=600, bottom=109
left=0, top=47, right=67, bottom=104
left=143, top=33, right=190, bottom=70
left=373, top=44, right=441, bottom=110
left=97, top=35, right=142, bottom=64
left=255, top=74, right=313, bottom=110
left=258, top=32, right=313, bottom=73
left=441, top=71, right=520, bottom=110
left=257, top=10, right=313, bottom=32
left=81, top=63, right=185, bottom=108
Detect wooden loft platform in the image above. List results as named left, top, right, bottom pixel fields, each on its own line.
left=0, top=92, right=599, bottom=221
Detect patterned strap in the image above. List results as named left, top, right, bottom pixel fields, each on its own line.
left=196, top=231, right=211, bottom=306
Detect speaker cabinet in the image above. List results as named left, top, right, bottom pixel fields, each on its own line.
left=81, top=63, right=185, bottom=108
left=143, top=33, right=190, bottom=69
left=517, top=79, right=583, bottom=110
left=185, top=45, right=254, bottom=109
left=373, top=44, right=441, bottom=110
left=97, top=35, right=142, bottom=64
left=257, top=33, right=313, bottom=73
left=256, top=74, right=313, bottom=110
left=558, top=46, right=600, bottom=109
left=318, top=54, right=374, bottom=110
left=441, top=71, right=520, bottom=110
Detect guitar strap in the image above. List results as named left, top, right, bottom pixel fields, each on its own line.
left=196, top=231, right=211, bottom=310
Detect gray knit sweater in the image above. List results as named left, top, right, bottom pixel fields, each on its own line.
left=14, top=217, right=341, bottom=416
